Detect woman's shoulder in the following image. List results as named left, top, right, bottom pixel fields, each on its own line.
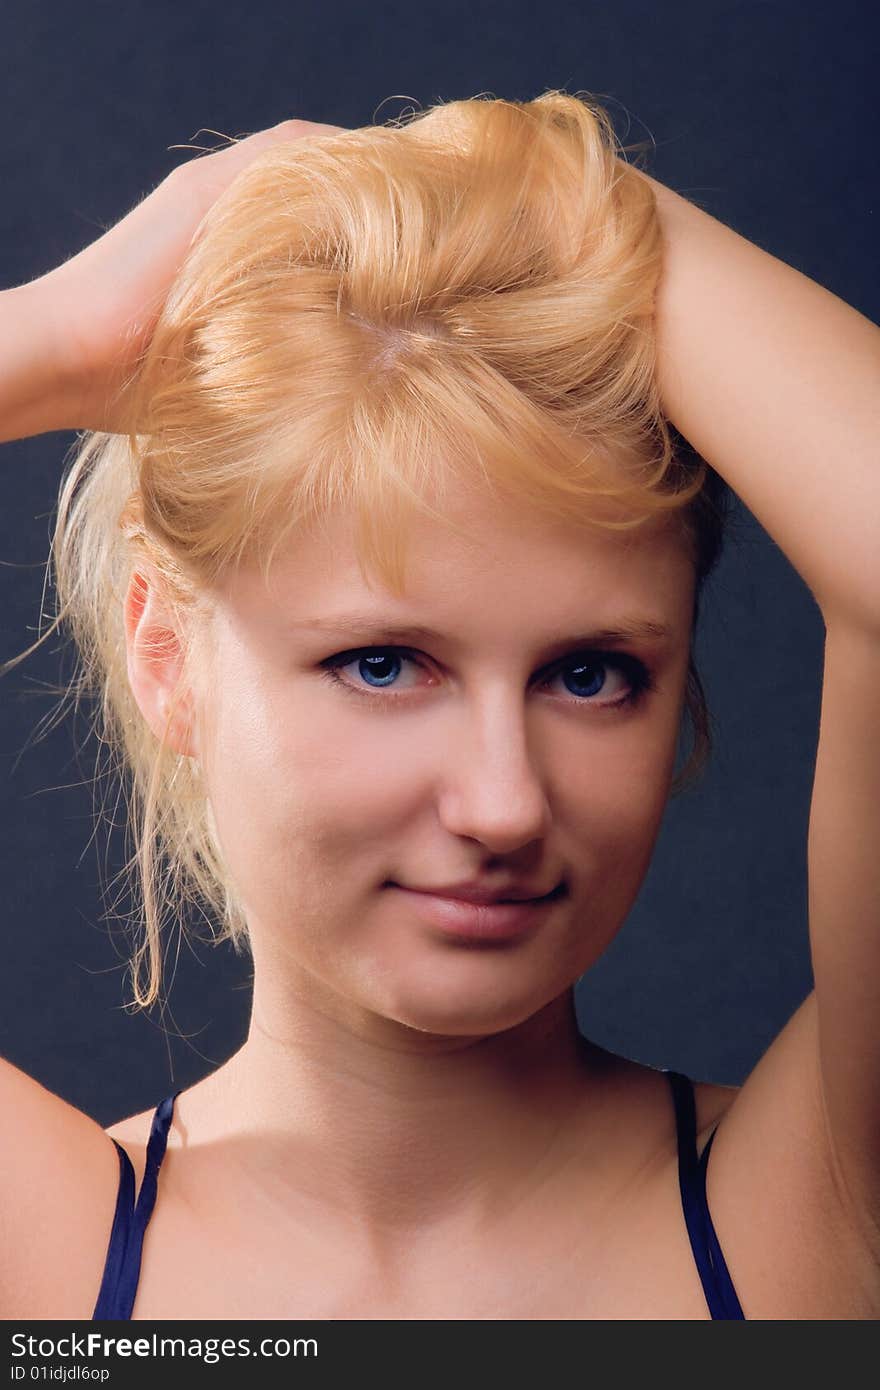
left=0, top=1053, right=127, bottom=1318
left=584, top=1044, right=740, bottom=1146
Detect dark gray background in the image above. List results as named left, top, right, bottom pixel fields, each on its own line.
left=1, top=1, right=874, bottom=1126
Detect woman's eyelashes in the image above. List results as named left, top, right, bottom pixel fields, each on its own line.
left=318, top=646, right=656, bottom=709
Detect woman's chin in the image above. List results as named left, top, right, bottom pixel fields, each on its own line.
left=362, top=976, right=559, bottom=1041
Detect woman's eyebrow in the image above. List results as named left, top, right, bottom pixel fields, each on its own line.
left=290, top=613, right=675, bottom=648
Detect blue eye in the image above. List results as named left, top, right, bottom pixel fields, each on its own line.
left=319, top=646, right=655, bottom=709
left=343, top=651, right=407, bottom=688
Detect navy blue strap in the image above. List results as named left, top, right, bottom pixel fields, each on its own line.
left=92, top=1091, right=180, bottom=1320
left=666, top=1069, right=745, bottom=1320
left=695, top=1127, right=746, bottom=1318
left=91, top=1140, right=136, bottom=1318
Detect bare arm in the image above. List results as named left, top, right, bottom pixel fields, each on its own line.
left=0, top=285, right=80, bottom=444
left=638, top=165, right=880, bottom=1243
left=639, top=168, right=880, bottom=630
left=0, top=119, right=345, bottom=445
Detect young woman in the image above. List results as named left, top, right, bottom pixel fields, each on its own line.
left=0, top=94, right=878, bottom=1321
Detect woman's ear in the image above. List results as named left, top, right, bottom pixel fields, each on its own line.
left=124, top=564, right=199, bottom=759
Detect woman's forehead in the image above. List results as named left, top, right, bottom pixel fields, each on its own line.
left=217, top=498, right=694, bottom=644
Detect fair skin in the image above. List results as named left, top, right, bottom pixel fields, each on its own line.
left=117, top=484, right=696, bottom=1314
left=2, top=113, right=880, bottom=1320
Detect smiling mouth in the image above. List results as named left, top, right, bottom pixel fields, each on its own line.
left=385, top=880, right=568, bottom=944
left=387, top=882, right=567, bottom=906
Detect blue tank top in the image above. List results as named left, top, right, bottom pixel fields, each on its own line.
left=91, top=1069, right=745, bottom=1319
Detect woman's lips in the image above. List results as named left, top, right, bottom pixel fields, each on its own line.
left=388, top=881, right=566, bottom=943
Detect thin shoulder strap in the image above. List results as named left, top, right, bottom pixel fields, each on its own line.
left=666, top=1069, right=745, bottom=1320
left=92, top=1091, right=180, bottom=1320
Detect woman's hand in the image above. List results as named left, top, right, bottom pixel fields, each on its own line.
left=22, top=118, right=346, bottom=436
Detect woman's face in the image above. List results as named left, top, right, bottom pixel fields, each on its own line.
left=185, top=486, right=696, bottom=1038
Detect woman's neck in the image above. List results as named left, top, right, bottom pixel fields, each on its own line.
left=179, top=971, right=620, bottom=1262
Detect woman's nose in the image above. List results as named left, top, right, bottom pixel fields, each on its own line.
left=434, top=700, right=552, bottom=852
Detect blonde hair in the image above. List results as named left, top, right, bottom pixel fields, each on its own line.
left=3, top=90, right=730, bottom=1013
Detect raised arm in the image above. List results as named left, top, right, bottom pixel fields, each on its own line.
left=640, top=170, right=880, bottom=630
left=0, top=287, right=78, bottom=444
left=0, top=118, right=344, bottom=446
left=638, top=166, right=880, bottom=1248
